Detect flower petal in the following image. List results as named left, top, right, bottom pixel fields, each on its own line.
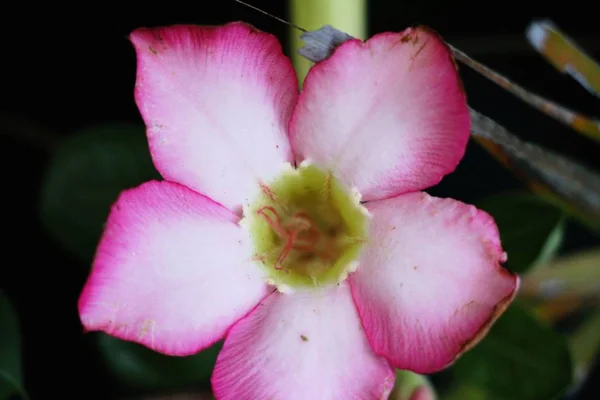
left=130, top=22, right=298, bottom=212
left=350, top=192, right=519, bottom=373
left=290, top=27, right=470, bottom=201
left=211, top=282, right=394, bottom=400
left=78, top=180, right=269, bottom=355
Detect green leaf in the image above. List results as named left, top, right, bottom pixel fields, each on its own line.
left=521, top=247, right=600, bottom=300
left=477, top=192, right=565, bottom=273
left=569, top=308, right=600, bottom=383
left=452, top=304, right=572, bottom=400
left=442, top=384, right=488, bottom=400
left=98, top=334, right=221, bottom=393
left=470, top=110, right=600, bottom=234
left=526, top=20, right=600, bottom=99
left=40, top=123, right=160, bottom=261
left=0, top=292, right=28, bottom=400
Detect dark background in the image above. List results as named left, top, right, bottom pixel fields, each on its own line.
left=2, top=1, right=599, bottom=398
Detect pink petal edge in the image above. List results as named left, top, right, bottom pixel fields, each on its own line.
left=78, top=180, right=270, bottom=355
left=350, top=192, right=519, bottom=373
left=289, top=26, right=470, bottom=201
left=130, top=22, right=298, bottom=213
left=212, top=282, right=395, bottom=400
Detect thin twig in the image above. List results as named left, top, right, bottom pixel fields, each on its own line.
left=452, top=46, right=600, bottom=144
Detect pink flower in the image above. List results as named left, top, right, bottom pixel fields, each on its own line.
left=78, top=22, right=519, bottom=400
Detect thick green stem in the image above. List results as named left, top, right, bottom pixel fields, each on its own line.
left=289, top=0, right=366, bottom=84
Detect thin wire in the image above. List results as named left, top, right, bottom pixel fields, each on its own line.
left=233, top=0, right=307, bottom=32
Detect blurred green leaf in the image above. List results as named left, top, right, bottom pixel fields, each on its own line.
left=452, top=304, right=572, bottom=400
left=569, top=308, right=600, bottom=384
left=457, top=51, right=600, bottom=232
left=477, top=192, right=565, bottom=274
left=40, top=123, right=160, bottom=262
left=470, top=110, right=600, bottom=234
left=442, top=384, right=488, bottom=400
left=521, top=247, right=600, bottom=301
left=526, top=20, right=600, bottom=99
left=98, top=334, right=221, bottom=393
left=0, top=292, right=28, bottom=400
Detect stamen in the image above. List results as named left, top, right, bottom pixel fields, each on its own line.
left=274, top=213, right=318, bottom=270
left=256, top=206, right=287, bottom=238
left=247, top=164, right=368, bottom=289
left=256, top=207, right=325, bottom=271
left=274, top=232, right=296, bottom=271
left=288, top=212, right=321, bottom=251
left=259, top=181, right=278, bottom=203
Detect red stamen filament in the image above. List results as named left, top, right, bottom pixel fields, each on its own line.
left=256, top=206, right=322, bottom=271
left=289, top=213, right=321, bottom=251
left=256, top=206, right=287, bottom=238
left=274, top=231, right=296, bottom=270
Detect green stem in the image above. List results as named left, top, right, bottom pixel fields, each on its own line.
left=289, top=0, right=366, bottom=84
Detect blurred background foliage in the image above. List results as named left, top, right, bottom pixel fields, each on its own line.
left=1, top=0, right=600, bottom=399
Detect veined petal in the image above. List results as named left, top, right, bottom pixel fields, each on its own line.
left=350, top=192, right=518, bottom=373
left=78, top=180, right=269, bottom=355
left=290, top=27, right=470, bottom=200
left=130, top=22, right=298, bottom=212
left=212, top=282, right=394, bottom=400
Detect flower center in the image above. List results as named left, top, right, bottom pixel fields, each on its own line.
left=243, top=162, right=369, bottom=292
